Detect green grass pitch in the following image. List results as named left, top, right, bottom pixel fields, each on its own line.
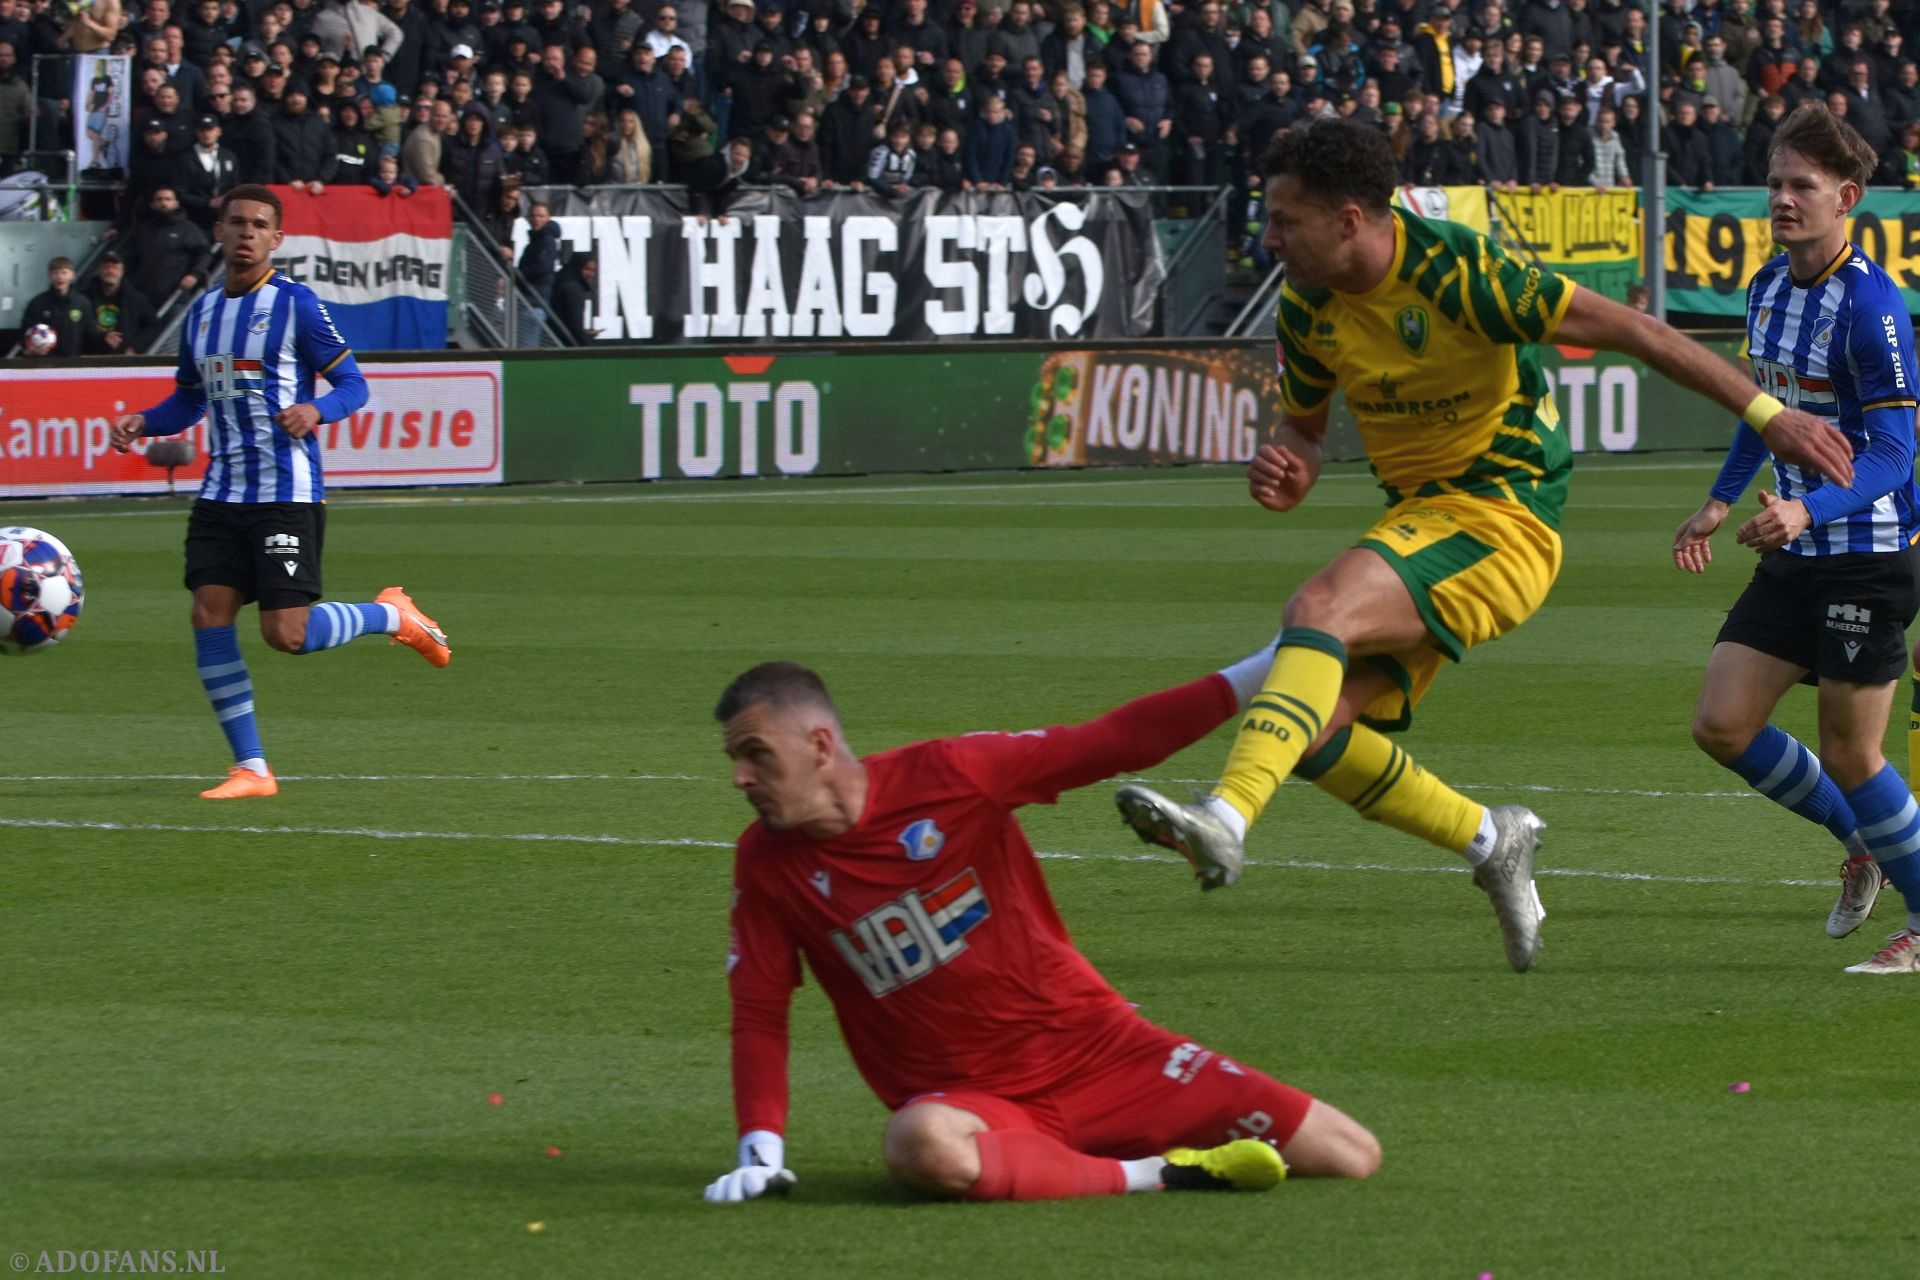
left=6, top=458, right=1920, bottom=1278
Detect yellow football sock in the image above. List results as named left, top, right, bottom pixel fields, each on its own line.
left=1294, top=723, right=1484, bottom=854
left=1908, top=666, right=1919, bottom=792
left=1212, top=629, right=1347, bottom=826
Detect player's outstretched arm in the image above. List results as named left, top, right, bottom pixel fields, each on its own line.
left=1673, top=499, right=1731, bottom=574
left=1553, top=285, right=1855, bottom=487
left=1249, top=408, right=1327, bottom=513
left=703, top=1130, right=797, bottom=1204
left=112, top=332, right=209, bottom=453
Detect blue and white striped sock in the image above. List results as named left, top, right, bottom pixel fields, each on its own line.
left=298, top=602, right=400, bottom=654
left=1842, top=764, right=1920, bottom=934
left=1726, top=725, right=1859, bottom=844
left=195, top=624, right=266, bottom=775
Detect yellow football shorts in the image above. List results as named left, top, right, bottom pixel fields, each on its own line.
left=1353, top=491, right=1563, bottom=731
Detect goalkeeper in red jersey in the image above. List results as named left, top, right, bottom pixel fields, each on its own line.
left=705, top=652, right=1381, bottom=1205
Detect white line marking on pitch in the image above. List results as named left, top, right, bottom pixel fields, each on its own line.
left=0, top=772, right=1764, bottom=801
left=41, top=458, right=1723, bottom=519
left=0, top=815, right=1832, bottom=890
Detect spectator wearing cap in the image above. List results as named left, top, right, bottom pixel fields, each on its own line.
left=255, top=59, right=292, bottom=109
left=820, top=72, right=877, bottom=184
left=364, top=81, right=406, bottom=144
left=842, top=6, right=891, bottom=80
left=974, top=46, right=1015, bottom=101
left=613, top=45, right=676, bottom=171
left=1695, top=94, right=1739, bottom=184
left=734, top=40, right=799, bottom=139
left=1105, top=138, right=1149, bottom=185
left=124, top=120, right=189, bottom=227
left=308, top=51, right=347, bottom=101
left=83, top=252, right=158, bottom=355
left=1540, top=49, right=1579, bottom=99
left=1365, top=39, right=1415, bottom=105
left=1663, top=97, right=1712, bottom=189
left=964, top=93, right=1017, bottom=185
left=751, top=0, right=792, bottom=63
left=710, top=0, right=760, bottom=80
left=329, top=97, right=376, bottom=182
left=1413, top=5, right=1455, bottom=98
left=441, top=41, right=480, bottom=91
left=944, top=0, right=991, bottom=82
left=769, top=107, right=826, bottom=193
left=1446, top=26, right=1486, bottom=111
left=445, top=103, right=506, bottom=208
left=178, top=113, right=238, bottom=226
left=1516, top=87, right=1560, bottom=189
left=533, top=42, right=601, bottom=183
left=272, top=85, right=335, bottom=189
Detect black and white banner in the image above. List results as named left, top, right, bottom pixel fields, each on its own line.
left=74, top=54, right=132, bottom=171
left=512, top=186, right=1166, bottom=343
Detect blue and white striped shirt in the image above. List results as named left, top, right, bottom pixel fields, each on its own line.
left=1712, top=245, right=1920, bottom=557
left=141, top=270, right=367, bottom=505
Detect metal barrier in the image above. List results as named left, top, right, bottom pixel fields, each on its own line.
left=446, top=189, right=573, bottom=349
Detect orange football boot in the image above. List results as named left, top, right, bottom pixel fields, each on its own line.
left=201, top=766, right=278, bottom=799
left=377, top=586, right=451, bottom=668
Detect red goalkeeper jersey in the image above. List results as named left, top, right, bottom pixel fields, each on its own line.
left=725, top=675, right=1238, bottom=1135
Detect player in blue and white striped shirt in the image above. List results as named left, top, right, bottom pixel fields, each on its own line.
left=1671, top=105, right=1920, bottom=973
left=110, top=184, right=452, bottom=801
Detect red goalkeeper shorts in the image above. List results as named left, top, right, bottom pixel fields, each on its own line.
left=906, top=1016, right=1315, bottom=1158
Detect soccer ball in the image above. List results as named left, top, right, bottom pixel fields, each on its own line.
left=0, top=527, right=85, bottom=654
left=23, top=323, right=57, bottom=355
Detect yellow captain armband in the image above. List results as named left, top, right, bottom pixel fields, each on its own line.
left=1743, top=391, right=1787, bottom=433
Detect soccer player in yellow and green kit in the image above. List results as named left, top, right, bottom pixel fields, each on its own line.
left=1116, top=118, right=1857, bottom=972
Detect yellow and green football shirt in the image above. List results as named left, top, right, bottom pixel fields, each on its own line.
left=1275, top=208, right=1578, bottom=528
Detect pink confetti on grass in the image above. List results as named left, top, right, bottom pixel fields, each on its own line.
left=545, top=1146, right=564, bottom=1157
left=487, top=1093, right=504, bottom=1105
left=1728, top=1082, right=1751, bottom=1094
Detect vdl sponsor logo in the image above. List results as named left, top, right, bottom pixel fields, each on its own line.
left=829, top=867, right=990, bottom=997
left=555, top=207, right=1104, bottom=341
left=627, top=380, right=822, bottom=480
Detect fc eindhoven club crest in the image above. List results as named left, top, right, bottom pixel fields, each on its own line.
left=898, top=818, right=945, bottom=861
left=1395, top=306, right=1429, bottom=355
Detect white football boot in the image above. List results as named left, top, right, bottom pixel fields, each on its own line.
left=1474, top=805, right=1546, bottom=972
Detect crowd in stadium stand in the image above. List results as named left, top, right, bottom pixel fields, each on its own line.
left=3, top=0, right=1919, bottom=347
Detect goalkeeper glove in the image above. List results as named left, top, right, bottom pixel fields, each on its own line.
left=702, top=1130, right=797, bottom=1203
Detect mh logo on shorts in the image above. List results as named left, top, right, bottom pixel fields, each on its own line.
left=1827, top=603, right=1871, bottom=634
left=265, top=532, right=301, bottom=577
left=830, top=867, right=990, bottom=997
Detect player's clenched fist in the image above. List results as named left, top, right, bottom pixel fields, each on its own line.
left=110, top=413, right=145, bottom=454
left=703, top=1131, right=796, bottom=1203
left=1247, top=443, right=1315, bottom=512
